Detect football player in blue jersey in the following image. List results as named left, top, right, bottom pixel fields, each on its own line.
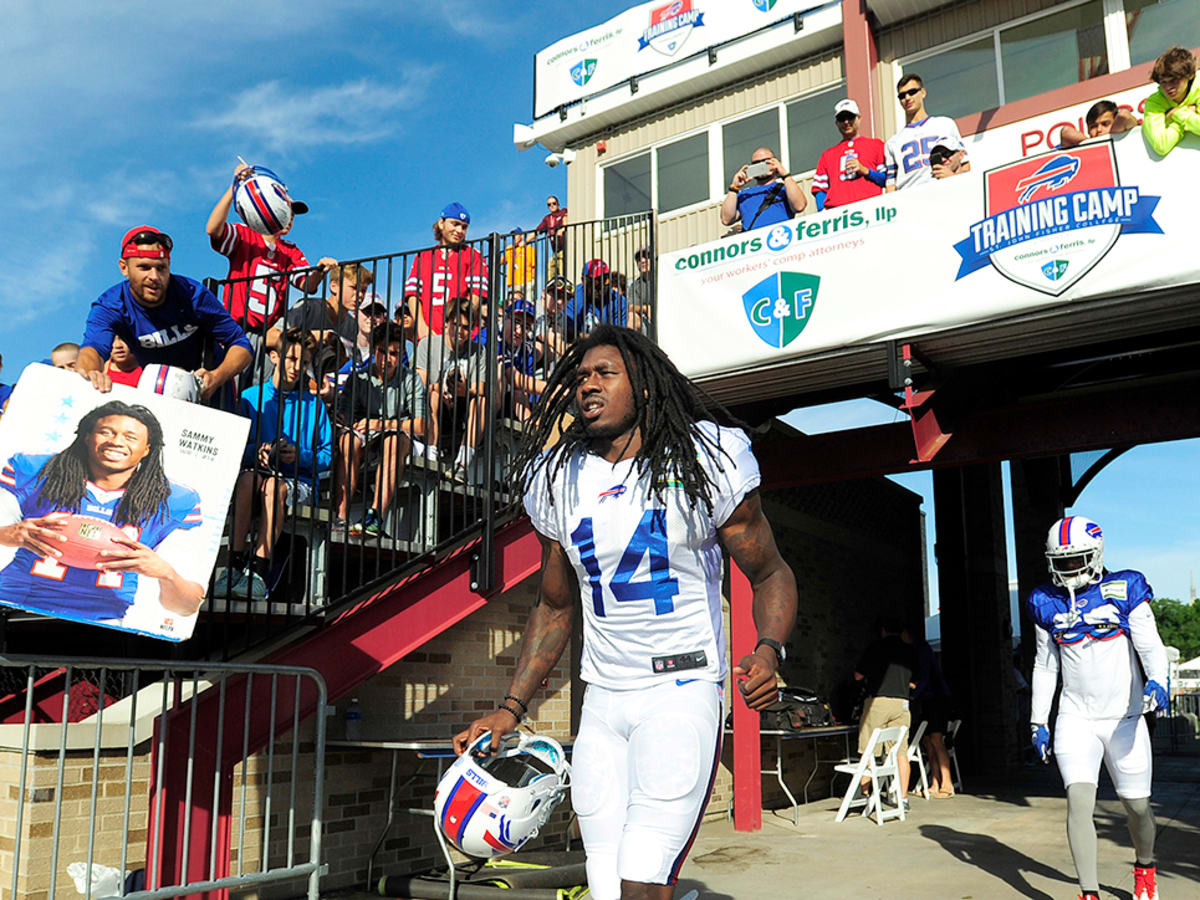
left=76, top=226, right=252, bottom=400
left=0, top=400, right=206, bottom=626
left=454, top=326, right=797, bottom=900
left=1027, top=516, right=1168, bottom=900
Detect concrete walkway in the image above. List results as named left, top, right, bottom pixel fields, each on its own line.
left=675, top=753, right=1200, bottom=900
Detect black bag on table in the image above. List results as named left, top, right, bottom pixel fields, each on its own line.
left=762, top=685, right=833, bottom=730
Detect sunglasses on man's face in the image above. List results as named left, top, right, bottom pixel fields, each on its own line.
left=547, top=201, right=558, bottom=207
left=897, top=87, right=921, bottom=100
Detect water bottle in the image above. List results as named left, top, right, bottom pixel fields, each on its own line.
left=344, top=698, right=363, bottom=741
left=843, top=145, right=859, bottom=181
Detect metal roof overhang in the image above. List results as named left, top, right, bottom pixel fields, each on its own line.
left=698, top=282, right=1200, bottom=410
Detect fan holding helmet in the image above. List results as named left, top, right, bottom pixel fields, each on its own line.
left=1026, top=515, right=1169, bottom=900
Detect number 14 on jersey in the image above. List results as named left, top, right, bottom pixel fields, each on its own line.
left=570, top=510, right=680, bottom=617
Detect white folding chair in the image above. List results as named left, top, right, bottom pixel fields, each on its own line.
left=945, top=718, right=964, bottom=792
left=832, top=725, right=908, bottom=825
left=906, top=719, right=930, bottom=800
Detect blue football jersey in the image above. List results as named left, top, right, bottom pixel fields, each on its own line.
left=0, top=453, right=202, bottom=622
left=81, top=274, right=252, bottom=370
left=1027, top=569, right=1152, bottom=645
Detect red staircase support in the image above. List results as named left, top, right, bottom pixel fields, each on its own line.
left=147, top=518, right=542, bottom=897
left=730, top=561, right=762, bottom=831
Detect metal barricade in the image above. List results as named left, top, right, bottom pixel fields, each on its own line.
left=195, top=213, right=655, bottom=659
left=0, top=655, right=326, bottom=900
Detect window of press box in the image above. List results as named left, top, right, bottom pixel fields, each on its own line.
left=722, top=108, right=781, bottom=189
left=656, top=132, right=709, bottom=214
left=604, top=153, right=652, bottom=219
left=1000, top=0, right=1108, bottom=106
left=906, top=36, right=1001, bottom=121
left=785, top=85, right=848, bottom=176
left=1125, top=0, right=1200, bottom=66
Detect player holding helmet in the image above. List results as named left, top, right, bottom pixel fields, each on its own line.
left=454, top=326, right=797, bottom=899
left=1027, top=516, right=1168, bottom=900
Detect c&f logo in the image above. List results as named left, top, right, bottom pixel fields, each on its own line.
left=742, top=272, right=819, bottom=348
left=752, top=0, right=778, bottom=9
left=570, top=58, right=597, bottom=87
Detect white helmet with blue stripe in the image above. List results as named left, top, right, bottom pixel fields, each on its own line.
left=137, top=364, right=201, bottom=403
left=1046, top=515, right=1104, bottom=591
left=434, top=731, right=570, bottom=859
left=233, top=166, right=299, bottom=236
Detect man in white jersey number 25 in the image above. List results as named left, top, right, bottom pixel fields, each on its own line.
left=1027, top=516, right=1169, bottom=900
left=454, top=326, right=797, bottom=900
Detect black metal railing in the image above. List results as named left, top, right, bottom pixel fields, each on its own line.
left=188, top=212, right=655, bottom=659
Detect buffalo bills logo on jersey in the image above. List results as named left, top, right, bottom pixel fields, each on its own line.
left=638, top=0, right=705, bottom=57
left=954, top=142, right=1161, bottom=295
left=570, top=58, right=597, bottom=87
left=742, top=272, right=819, bottom=348
left=1015, top=154, right=1080, bottom=204
left=597, top=484, right=627, bottom=503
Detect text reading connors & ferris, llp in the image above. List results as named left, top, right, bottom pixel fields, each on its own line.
left=673, top=205, right=898, bottom=272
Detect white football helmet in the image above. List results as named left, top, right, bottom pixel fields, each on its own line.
left=137, top=364, right=202, bottom=403
left=233, top=166, right=296, bottom=236
left=1045, top=515, right=1104, bottom=591
left=434, top=731, right=570, bottom=859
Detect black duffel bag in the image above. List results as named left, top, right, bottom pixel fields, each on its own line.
left=762, top=685, right=833, bottom=730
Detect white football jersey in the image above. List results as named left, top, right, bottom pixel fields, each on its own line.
left=523, top=422, right=760, bottom=690
left=884, top=115, right=966, bottom=191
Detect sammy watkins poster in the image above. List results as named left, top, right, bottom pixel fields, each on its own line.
left=0, top=365, right=248, bottom=641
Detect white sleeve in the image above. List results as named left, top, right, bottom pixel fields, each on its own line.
left=948, top=120, right=967, bottom=157
left=0, top=489, right=20, bottom=526
left=1030, top=623, right=1060, bottom=725
left=703, top=424, right=761, bottom=528
left=154, top=527, right=212, bottom=587
left=521, top=455, right=561, bottom=543
left=1127, top=602, right=1169, bottom=688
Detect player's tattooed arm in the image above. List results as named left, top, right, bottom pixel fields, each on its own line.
left=719, top=489, right=798, bottom=709
left=453, top=533, right=576, bottom=755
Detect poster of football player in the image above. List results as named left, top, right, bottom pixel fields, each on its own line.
left=0, top=364, right=248, bottom=640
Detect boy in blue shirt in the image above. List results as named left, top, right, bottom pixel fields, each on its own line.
left=77, top=226, right=252, bottom=401
left=216, top=328, right=331, bottom=601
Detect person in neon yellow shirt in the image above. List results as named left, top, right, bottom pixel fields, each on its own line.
left=1143, top=45, right=1200, bottom=157
left=502, top=228, right=537, bottom=301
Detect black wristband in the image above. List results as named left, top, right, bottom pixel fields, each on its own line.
left=498, top=702, right=523, bottom=723
left=504, top=694, right=529, bottom=715
left=728, top=185, right=740, bottom=193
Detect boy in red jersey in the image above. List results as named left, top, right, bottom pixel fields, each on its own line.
left=206, top=164, right=336, bottom=337
left=811, top=99, right=886, bottom=211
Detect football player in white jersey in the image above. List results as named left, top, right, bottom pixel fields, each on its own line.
left=884, top=73, right=970, bottom=191
left=1027, top=516, right=1168, bottom=900
left=454, top=325, right=797, bottom=900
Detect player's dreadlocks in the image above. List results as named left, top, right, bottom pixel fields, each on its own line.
left=511, top=325, right=742, bottom=516
left=36, top=401, right=172, bottom=526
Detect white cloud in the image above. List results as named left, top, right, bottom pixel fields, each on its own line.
left=192, top=73, right=435, bottom=154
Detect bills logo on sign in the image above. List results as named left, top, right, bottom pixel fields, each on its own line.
left=639, top=0, right=705, bottom=57
left=742, top=272, right=819, bottom=348
left=570, top=58, right=597, bottom=87
left=954, top=141, right=1161, bottom=295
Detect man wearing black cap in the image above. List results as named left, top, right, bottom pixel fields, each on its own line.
left=77, top=226, right=253, bottom=399
left=627, top=247, right=654, bottom=336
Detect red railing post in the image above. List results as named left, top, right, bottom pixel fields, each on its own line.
left=730, top=561, right=762, bottom=831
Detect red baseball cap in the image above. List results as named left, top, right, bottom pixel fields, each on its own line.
left=583, top=259, right=610, bottom=278
left=121, top=225, right=173, bottom=259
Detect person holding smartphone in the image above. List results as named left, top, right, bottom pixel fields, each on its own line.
left=719, top=146, right=806, bottom=232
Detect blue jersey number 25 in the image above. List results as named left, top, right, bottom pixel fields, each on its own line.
left=570, top=510, right=679, bottom=617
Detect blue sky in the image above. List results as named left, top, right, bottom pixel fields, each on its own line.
left=0, top=0, right=623, bottom=375
left=3, top=3, right=1194, bottom=614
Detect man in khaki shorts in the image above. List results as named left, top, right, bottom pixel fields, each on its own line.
left=854, top=617, right=919, bottom=806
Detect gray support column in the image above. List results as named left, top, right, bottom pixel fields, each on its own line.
left=933, top=463, right=1018, bottom=772
left=1010, top=457, right=1065, bottom=678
